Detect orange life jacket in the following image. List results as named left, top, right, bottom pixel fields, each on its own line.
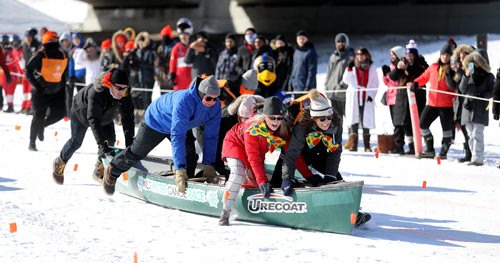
left=40, top=49, right=67, bottom=83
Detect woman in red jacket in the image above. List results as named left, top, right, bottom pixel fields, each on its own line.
left=411, top=43, right=456, bottom=159
left=219, top=96, right=288, bottom=226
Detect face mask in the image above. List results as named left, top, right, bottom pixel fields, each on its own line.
left=245, top=33, right=256, bottom=44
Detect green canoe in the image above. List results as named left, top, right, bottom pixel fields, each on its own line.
left=103, top=155, right=364, bottom=234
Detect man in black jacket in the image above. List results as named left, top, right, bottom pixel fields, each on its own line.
left=25, top=31, right=68, bottom=151
left=51, top=68, right=135, bottom=185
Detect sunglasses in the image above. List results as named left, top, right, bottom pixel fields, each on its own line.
left=114, top=85, right=129, bottom=91
left=267, top=116, right=284, bottom=121
left=317, top=116, right=333, bottom=122
left=204, top=96, right=219, bottom=102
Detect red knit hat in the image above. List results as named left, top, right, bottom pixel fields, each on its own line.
left=101, top=38, right=111, bottom=49
left=125, top=41, right=135, bottom=52
left=160, top=25, right=173, bottom=38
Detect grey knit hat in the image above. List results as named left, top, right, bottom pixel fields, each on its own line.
left=241, top=69, right=258, bottom=91
left=198, top=75, right=220, bottom=96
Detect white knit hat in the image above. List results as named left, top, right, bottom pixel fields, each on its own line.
left=309, top=90, right=333, bottom=117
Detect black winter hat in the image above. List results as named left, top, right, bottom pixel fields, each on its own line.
left=440, top=43, right=453, bottom=55
left=275, top=34, right=286, bottom=42
left=296, top=30, right=309, bottom=38
left=263, top=96, right=283, bottom=116
left=110, top=69, right=129, bottom=86
left=196, top=31, right=208, bottom=40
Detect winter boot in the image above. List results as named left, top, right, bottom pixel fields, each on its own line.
left=93, top=160, right=104, bottom=183
left=347, top=134, right=358, bottom=152
left=390, top=142, right=405, bottom=154
left=355, top=212, right=371, bottom=227
left=38, top=126, right=45, bottom=141
left=28, top=141, right=38, bottom=151
left=218, top=210, right=231, bottom=226
left=419, top=135, right=435, bottom=159
left=458, top=143, right=472, bottom=163
left=52, top=156, right=66, bottom=185
left=405, top=142, right=415, bottom=155
left=4, top=105, right=14, bottom=113
left=344, top=134, right=353, bottom=150
left=363, top=134, right=372, bottom=152
left=438, top=137, right=452, bottom=160
left=103, top=165, right=117, bottom=196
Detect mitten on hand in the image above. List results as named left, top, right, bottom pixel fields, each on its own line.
left=98, top=141, right=114, bottom=158
left=347, top=60, right=355, bottom=69
left=258, top=182, right=273, bottom=198
left=382, top=65, right=390, bottom=76
left=367, top=96, right=373, bottom=102
left=202, top=165, right=217, bottom=183
left=168, top=72, right=176, bottom=86
left=411, top=82, right=419, bottom=93
left=281, top=178, right=294, bottom=196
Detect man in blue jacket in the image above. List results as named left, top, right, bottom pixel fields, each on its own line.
left=103, top=75, right=222, bottom=195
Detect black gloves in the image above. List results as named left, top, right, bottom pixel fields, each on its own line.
left=347, top=60, right=355, bottom=69
left=305, top=174, right=324, bottom=187
left=259, top=182, right=273, bottom=198
left=168, top=72, right=176, bottom=87
left=382, top=65, right=390, bottom=76
left=98, top=141, right=114, bottom=158
left=411, top=82, right=419, bottom=93
left=281, top=178, right=294, bottom=196
left=367, top=96, right=373, bottom=102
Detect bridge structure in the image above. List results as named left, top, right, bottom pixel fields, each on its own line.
left=81, top=0, right=500, bottom=35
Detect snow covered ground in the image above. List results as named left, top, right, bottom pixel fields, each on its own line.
left=1, top=36, right=500, bottom=262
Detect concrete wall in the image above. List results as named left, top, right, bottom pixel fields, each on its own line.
left=92, top=0, right=500, bottom=35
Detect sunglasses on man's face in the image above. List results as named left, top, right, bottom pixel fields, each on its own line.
left=267, top=116, right=284, bottom=121
left=114, top=85, right=129, bottom=91
left=204, top=96, right=219, bottom=102
left=317, top=116, right=333, bottom=122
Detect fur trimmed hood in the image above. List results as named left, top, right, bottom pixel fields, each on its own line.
left=451, top=44, right=475, bottom=63
left=462, top=51, right=490, bottom=72
left=112, top=30, right=129, bottom=63
left=134, top=31, right=151, bottom=49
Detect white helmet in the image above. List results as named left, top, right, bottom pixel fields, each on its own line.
left=176, top=17, right=193, bottom=35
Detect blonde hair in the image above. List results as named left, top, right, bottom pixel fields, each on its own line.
left=248, top=114, right=289, bottom=139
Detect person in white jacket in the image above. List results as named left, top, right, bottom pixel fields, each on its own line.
left=75, top=38, right=102, bottom=85
left=343, top=47, right=379, bottom=152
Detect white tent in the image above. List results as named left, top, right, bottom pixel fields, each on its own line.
left=0, top=0, right=71, bottom=35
